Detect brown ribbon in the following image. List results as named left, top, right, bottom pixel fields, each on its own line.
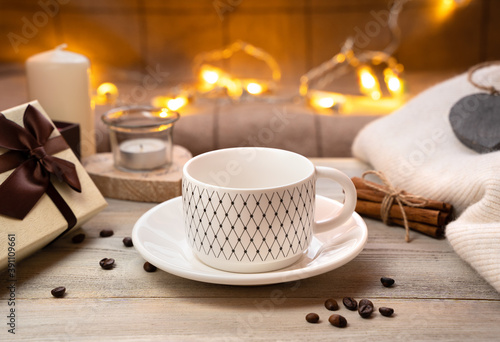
left=361, top=170, right=428, bottom=242
left=0, top=104, right=81, bottom=230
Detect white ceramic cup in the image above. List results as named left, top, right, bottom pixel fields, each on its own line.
left=182, top=147, right=357, bottom=273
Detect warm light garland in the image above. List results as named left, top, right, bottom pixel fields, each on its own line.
left=150, top=41, right=281, bottom=112
left=301, top=0, right=407, bottom=115
left=192, top=41, right=281, bottom=99
left=95, top=1, right=470, bottom=117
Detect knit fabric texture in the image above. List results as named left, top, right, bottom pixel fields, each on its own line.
left=352, top=66, right=500, bottom=293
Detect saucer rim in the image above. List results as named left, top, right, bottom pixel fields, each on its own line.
left=132, top=195, right=368, bottom=286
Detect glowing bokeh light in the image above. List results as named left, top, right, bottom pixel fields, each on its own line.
left=202, top=70, right=220, bottom=84
left=246, top=82, right=263, bottom=95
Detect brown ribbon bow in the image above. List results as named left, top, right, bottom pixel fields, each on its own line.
left=361, top=170, right=428, bottom=242
left=0, top=104, right=81, bottom=229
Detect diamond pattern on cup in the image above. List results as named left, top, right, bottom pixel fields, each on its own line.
left=182, top=178, right=315, bottom=262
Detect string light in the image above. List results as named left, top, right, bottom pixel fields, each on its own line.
left=384, top=68, right=404, bottom=95
left=202, top=70, right=219, bottom=85
left=317, top=97, right=334, bottom=108
left=309, top=90, right=346, bottom=110
left=436, top=0, right=470, bottom=20
left=150, top=41, right=281, bottom=111
left=358, top=66, right=382, bottom=100
left=246, top=82, right=264, bottom=95
left=166, top=97, right=188, bottom=111
left=151, top=94, right=190, bottom=112
left=193, top=40, right=281, bottom=98
left=159, top=108, right=170, bottom=118
left=95, top=82, right=119, bottom=105
left=300, top=0, right=408, bottom=115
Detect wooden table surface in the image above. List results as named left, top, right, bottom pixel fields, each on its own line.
left=1, top=158, right=500, bottom=341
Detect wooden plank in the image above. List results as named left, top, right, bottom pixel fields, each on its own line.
left=2, top=237, right=496, bottom=301
left=8, top=298, right=500, bottom=341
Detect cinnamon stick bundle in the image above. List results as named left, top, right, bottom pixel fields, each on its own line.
left=352, top=178, right=453, bottom=212
left=356, top=202, right=445, bottom=238
left=355, top=199, right=452, bottom=227
left=352, top=177, right=453, bottom=239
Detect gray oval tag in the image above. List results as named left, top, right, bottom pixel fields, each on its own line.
left=449, top=93, right=500, bottom=153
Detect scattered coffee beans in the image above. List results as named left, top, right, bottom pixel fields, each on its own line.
left=305, top=280, right=398, bottom=326
left=324, top=298, right=339, bottom=311
left=379, top=307, right=394, bottom=317
left=100, top=229, right=114, bottom=237
left=51, top=286, right=66, bottom=298
left=342, top=297, right=358, bottom=311
left=328, top=314, right=347, bottom=328
left=99, top=258, right=115, bottom=270
left=381, top=277, right=395, bottom=287
left=305, top=313, right=320, bottom=323
left=71, top=233, right=85, bottom=244
left=123, top=237, right=133, bottom=247
left=143, top=261, right=157, bottom=272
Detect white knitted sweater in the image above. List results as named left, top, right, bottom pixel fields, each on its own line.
left=352, top=66, right=500, bottom=293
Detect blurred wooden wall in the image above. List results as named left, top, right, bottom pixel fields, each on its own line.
left=0, top=0, right=498, bottom=85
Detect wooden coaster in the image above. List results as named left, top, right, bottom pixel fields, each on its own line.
left=82, top=145, right=192, bottom=202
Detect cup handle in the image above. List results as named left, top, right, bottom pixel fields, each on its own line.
left=314, top=166, right=357, bottom=233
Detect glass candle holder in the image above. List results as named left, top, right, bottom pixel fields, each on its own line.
left=102, top=106, right=180, bottom=172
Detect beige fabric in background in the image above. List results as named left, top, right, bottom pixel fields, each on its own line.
left=352, top=66, right=500, bottom=293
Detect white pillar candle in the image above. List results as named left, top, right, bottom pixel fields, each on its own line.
left=26, top=44, right=95, bottom=157
left=119, top=138, right=167, bottom=171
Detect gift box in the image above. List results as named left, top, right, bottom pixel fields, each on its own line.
left=0, top=101, right=107, bottom=269
left=54, top=121, right=80, bottom=160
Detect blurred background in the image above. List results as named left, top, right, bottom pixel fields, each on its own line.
left=1, top=0, right=499, bottom=157
left=2, top=0, right=498, bottom=81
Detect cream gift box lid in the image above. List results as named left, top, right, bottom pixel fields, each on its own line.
left=0, top=101, right=107, bottom=269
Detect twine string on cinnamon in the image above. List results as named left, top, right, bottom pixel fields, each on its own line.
left=361, top=170, right=429, bottom=242
left=467, top=61, right=500, bottom=96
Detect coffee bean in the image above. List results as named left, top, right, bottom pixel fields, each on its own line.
left=99, top=258, right=115, bottom=270
left=51, top=286, right=66, bottom=298
left=305, top=313, right=319, bottom=323
left=358, top=304, right=374, bottom=318
left=100, top=229, right=114, bottom=237
left=324, top=298, right=339, bottom=311
left=379, top=307, right=394, bottom=317
left=328, top=314, right=347, bottom=328
left=71, top=233, right=85, bottom=244
left=342, top=297, right=358, bottom=311
left=143, top=262, right=157, bottom=272
left=123, top=237, right=133, bottom=247
left=359, top=299, right=373, bottom=308
left=358, top=299, right=374, bottom=318
left=381, top=277, right=395, bottom=287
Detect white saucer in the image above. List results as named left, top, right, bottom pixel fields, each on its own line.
left=132, top=195, right=368, bottom=286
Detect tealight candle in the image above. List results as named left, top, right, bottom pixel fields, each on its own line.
left=119, top=138, right=167, bottom=171
left=102, top=106, right=180, bottom=172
